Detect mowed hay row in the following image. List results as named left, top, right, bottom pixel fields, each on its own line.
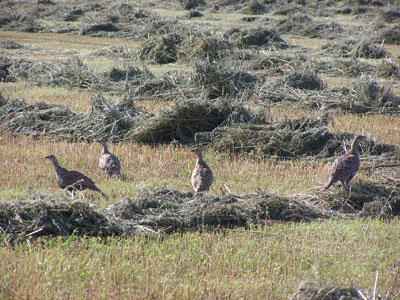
left=1, top=95, right=399, bottom=162
left=2, top=171, right=400, bottom=241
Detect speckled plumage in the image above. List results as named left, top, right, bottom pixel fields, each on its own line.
left=45, top=154, right=107, bottom=199
left=97, top=140, right=122, bottom=180
left=191, top=148, right=213, bottom=197
left=325, top=135, right=367, bottom=191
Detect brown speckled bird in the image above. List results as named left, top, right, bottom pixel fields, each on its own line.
left=324, top=135, right=367, bottom=191
left=191, top=148, right=213, bottom=197
left=45, top=154, right=107, bottom=199
left=97, top=140, right=122, bottom=180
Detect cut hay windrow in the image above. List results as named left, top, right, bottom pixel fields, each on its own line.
left=1, top=173, right=400, bottom=241
left=0, top=194, right=123, bottom=243
left=1, top=95, right=399, bottom=158
left=196, top=116, right=400, bottom=158
left=293, top=281, right=365, bottom=300
left=0, top=95, right=143, bottom=142
left=319, top=39, right=389, bottom=59
left=3, top=56, right=153, bottom=94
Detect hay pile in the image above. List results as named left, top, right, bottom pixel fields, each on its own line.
left=319, top=39, right=389, bottom=59
left=187, top=36, right=233, bottom=62
left=311, top=58, right=376, bottom=78
left=240, top=0, right=268, bottom=15
left=0, top=95, right=143, bottom=142
left=0, top=194, right=123, bottom=243
left=293, top=281, right=364, bottom=300
left=198, top=115, right=399, bottom=158
left=128, top=99, right=242, bottom=144
left=291, top=75, right=400, bottom=114
left=0, top=39, right=23, bottom=49
left=224, top=28, right=288, bottom=49
left=192, top=60, right=258, bottom=98
left=274, top=15, right=344, bottom=39
left=0, top=57, right=13, bottom=82
left=200, top=123, right=332, bottom=158
left=103, top=188, right=330, bottom=234
left=344, top=76, right=400, bottom=113
left=277, top=70, right=325, bottom=90
left=4, top=56, right=152, bottom=94
left=139, top=33, right=182, bottom=64
left=180, top=0, right=206, bottom=10
left=372, top=25, right=400, bottom=45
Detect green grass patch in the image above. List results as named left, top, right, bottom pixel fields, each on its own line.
left=1, top=219, right=399, bottom=299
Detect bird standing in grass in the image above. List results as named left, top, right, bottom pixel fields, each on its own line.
left=97, top=140, right=122, bottom=180
left=191, top=148, right=213, bottom=197
left=45, top=154, right=107, bottom=199
left=324, top=135, right=367, bottom=191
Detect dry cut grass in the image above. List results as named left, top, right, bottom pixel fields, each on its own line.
left=329, top=114, right=400, bottom=145
left=0, top=219, right=399, bottom=300
left=1, top=82, right=92, bottom=113
left=0, top=31, right=140, bottom=54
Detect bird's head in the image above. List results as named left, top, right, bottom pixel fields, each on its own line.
left=96, top=140, right=106, bottom=145
left=351, top=135, right=367, bottom=154
left=354, top=135, right=367, bottom=144
left=191, top=148, right=203, bottom=158
left=45, top=155, right=59, bottom=164
left=45, top=154, right=56, bottom=161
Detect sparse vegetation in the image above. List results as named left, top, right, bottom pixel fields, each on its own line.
left=1, top=0, right=400, bottom=298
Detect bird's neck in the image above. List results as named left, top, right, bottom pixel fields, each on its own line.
left=50, top=159, right=62, bottom=172
left=102, top=145, right=109, bottom=154
left=197, top=156, right=206, bottom=165
left=350, top=141, right=360, bottom=155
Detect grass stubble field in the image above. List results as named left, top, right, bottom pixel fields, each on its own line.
left=1, top=0, right=400, bottom=299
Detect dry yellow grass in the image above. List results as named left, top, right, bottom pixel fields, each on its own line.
left=330, top=114, right=400, bottom=145
left=1, top=82, right=92, bottom=113
left=0, top=134, right=332, bottom=204
left=0, top=31, right=140, bottom=54
left=283, top=36, right=328, bottom=49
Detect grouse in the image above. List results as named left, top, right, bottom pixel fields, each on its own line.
left=97, top=140, right=122, bottom=180
left=324, top=135, right=367, bottom=191
left=191, top=148, right=213, bottom=197
left=45, top=154, right=107, bottom=199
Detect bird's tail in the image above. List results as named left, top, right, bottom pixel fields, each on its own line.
left=324, top=179, right=333, bottom=191
left=90, top=185, right=108, bottom=199
left=116, top=170, right=123, bottom=180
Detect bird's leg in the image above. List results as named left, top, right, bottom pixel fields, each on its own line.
left=342, top=181, right=351, bottom=195
left=69, top=189, right=75, bottom=200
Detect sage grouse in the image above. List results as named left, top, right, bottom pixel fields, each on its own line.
left=324, top=135, right=367, bottom=191
left=191, top=148, right=213, bottom=197
left=45, top=154, right=107, bottom=199
left=97, top=140, right=122, bottom=179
